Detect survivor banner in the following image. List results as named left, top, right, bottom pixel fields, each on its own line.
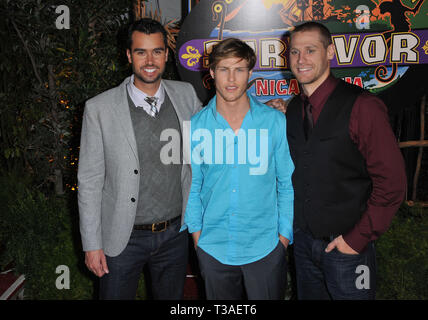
left=177, top=0, right=427, bottom=104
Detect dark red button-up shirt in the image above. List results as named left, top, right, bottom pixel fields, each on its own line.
left=300, top=75, right=407, bottom=253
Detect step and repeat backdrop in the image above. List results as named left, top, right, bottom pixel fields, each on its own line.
left=177, top=0, right=427, bottom=104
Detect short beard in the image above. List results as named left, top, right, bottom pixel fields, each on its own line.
left=132, top=64, right=164, bottom=84
left=134, top=71, right=162, bottom=84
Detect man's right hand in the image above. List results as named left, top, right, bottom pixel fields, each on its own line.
left=85, top=249, right=109, bottom=277
left=192, top=231, right=201, bottom=250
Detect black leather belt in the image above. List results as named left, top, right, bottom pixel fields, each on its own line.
left=133, top=215, right=180, bottom=232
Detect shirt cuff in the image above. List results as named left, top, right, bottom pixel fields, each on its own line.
left=343, top=229, right=370, bottom=253
left=187, top=223, right=202, bottom=234
left=279, top=226, right=293, bottom=245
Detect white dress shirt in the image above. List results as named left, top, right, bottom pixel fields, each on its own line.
left=127, top=74, right=165, bottom=116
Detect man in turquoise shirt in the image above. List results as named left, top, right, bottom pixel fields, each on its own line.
left=183, top=38, right=294, bottom=299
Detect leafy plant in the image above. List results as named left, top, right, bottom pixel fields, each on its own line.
left=0, top=0, right=181, bottom=299
left=0, top=172, right=94, bottom=299
left=376, top=203, right=428, bottom=299
left=0, top=0, right=131, bottom=193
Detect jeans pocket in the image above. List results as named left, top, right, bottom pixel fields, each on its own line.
left=334, top=247, right=360, bottom=258
left=279, top=241, right=287, bottom=253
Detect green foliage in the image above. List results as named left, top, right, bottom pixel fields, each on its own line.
left=0, top=0, right=131, bottom=192
left=376, top=204, right=428, bottom=299
left=0, top=172, right=94, bottom=299
left=0, top=0, right=176, bottom=300
left=0, top=0, right=180, bottom=193
left=1, top=171, right=427, bottom=299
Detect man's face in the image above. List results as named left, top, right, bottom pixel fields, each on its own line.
left=210, top=57, right=252, bottom=104
left=289, top=29, right=334, bottom=95
left=126, top=31, right=168, bottom=86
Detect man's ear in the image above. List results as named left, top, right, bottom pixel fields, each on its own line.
left=327, top=43, right=335, bottom=60
left=126, top=49, right=132, bottom=64
left=165, top=47, right=169, bottom=62
left=209, top=67, right=215, bottom=79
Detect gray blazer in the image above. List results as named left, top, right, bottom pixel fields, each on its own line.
left=77, top=77, right=202, bottom=257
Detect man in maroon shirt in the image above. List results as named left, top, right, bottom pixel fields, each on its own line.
left=281, top=22, right=406, bottom=299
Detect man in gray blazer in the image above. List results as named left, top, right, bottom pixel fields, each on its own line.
left=77, top=18, right=201, bottom=299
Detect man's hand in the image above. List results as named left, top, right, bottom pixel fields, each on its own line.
left=192, top=231, right=201, bottom=250
left=325, top=235, right=359, bottom=255
left=279, top=234, right=289, bottom=249
left=265, top=98, right=288, bottom=113
left=85, top=249, right=109, bottom=277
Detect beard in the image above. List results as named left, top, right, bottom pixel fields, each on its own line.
left=132, top=64, right=164, bottom=84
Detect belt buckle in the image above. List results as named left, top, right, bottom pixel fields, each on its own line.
left=152, top=221, right=167, bottom=233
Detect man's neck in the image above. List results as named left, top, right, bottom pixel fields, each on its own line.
left=216, top=95, right=250, bottom=133
left=217, top=96, right=249, bottom=117
left=302, top=72, right=330, bottom=97
left=133, top=76, right=161, bottom=96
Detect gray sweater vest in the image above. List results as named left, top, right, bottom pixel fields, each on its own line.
left=127, top=91, right=183, bottom=224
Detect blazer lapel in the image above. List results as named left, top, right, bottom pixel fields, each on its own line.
left=110, top=77, right=139, bottom=161
left=163, top=80, right=186, bottom=127
left=162, top=79, right=192, bottom=166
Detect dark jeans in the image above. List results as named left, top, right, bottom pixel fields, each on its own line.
left=196, top=241, right=287, bottom=300
left=293, top=228, right=376, bottom=300
left=99, top=218, right=188, bottom=300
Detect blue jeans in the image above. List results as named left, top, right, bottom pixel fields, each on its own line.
left=99, top=218, right=188, bottom=300
left=293, top=228, right=376, bottom=300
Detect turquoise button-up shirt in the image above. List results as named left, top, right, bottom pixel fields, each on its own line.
left=183, top=93, right=294, bottom=265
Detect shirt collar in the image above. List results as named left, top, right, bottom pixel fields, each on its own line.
left=300, top=74, right=339, bottom=112
left=207, top=92, right=255, bottom=123
left=127, top=74, right=165, bottom=108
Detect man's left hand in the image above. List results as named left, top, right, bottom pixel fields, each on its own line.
left=325, top=235, right=358, bottom=255
left=279, top=234, right=289, bottom=249
left=265, top=98, right=287, bottom=113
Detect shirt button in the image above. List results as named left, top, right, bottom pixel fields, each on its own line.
left=131, top=197, right=136, bottom=202
left=134, top=169, right=139, bottom=174
left=232, top=189, right=236, bottom=193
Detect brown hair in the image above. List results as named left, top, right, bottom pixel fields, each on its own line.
left=289, top=22, right=332, bottom=48
left=208, top=38, right=256, bottom=70
left=127, top=18, right=168, bottom=50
